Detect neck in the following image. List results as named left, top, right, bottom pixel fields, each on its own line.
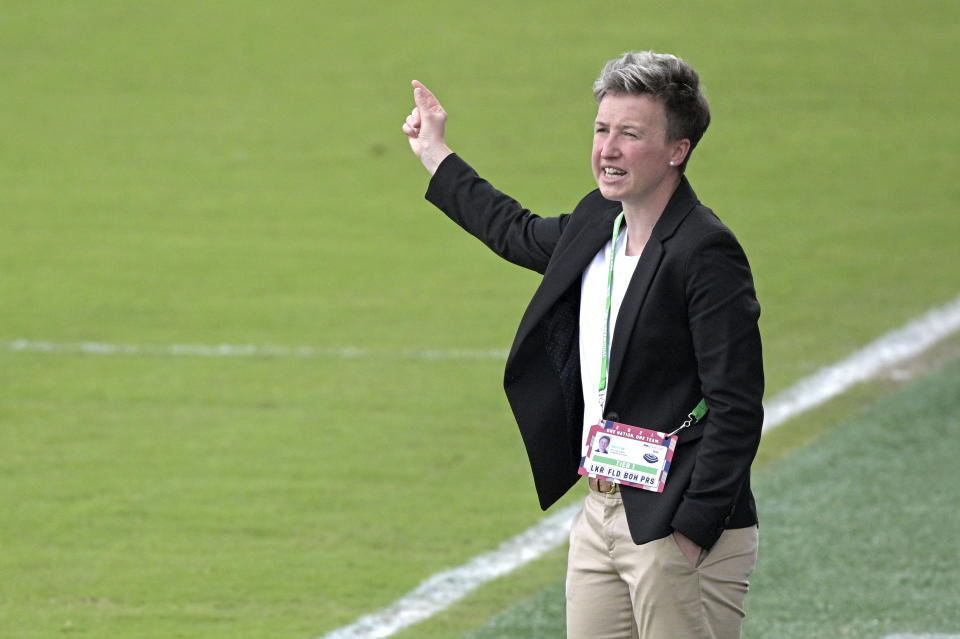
left=623, top=221, right=652, bottom=256
left=621, top=173, right=681, bottom=256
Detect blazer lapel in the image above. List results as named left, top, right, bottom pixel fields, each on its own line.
left=605, top=177, right=700, bottom=394
left=606, top=239, right=664, bottom=389
left=509, top=204, right=620, bottom=359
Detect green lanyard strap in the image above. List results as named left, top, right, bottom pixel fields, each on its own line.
left=597, top=212, right=625, bottom=409
left=667, top=399, right=709, bottom=437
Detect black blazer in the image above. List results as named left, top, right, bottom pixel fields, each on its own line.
left=426, top=154, right=764, bottom=549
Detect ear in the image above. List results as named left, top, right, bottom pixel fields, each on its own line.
left=670, top=138, right=691, bottom=167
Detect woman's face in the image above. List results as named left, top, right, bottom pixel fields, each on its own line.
left=591, top=93, right=687, bottom=210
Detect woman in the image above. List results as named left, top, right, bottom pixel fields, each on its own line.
left=402, top=51, right=764, bottom=639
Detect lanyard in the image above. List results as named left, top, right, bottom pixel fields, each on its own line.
left=596, top=212, right=709, bottom=433
left=666, top=398, right=709, bottom=437
left=597, top=212, right=625, bottom=410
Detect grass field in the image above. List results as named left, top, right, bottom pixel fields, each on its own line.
left=450, top=352, right=960, bottom=639
left=1, top=1, right=958, bottom=637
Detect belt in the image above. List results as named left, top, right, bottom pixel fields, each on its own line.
left=588, top=477, right=619, bottom=494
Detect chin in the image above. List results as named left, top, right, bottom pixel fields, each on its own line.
left=598, top=185, right=624, bottom=202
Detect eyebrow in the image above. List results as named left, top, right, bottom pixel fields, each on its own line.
left=595, top=120, right=645, bottom=131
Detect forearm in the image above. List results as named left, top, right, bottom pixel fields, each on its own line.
left=420, top=144, right=453, bottom=176
left=425, top=154, right=563, bottom=274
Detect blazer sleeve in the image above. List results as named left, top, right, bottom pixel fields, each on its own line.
left=670, top=227, right=764, bottom=549
left=424, top=154, right=567, bottom=274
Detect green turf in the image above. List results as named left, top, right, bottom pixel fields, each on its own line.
left=391, top=335, right=960, bottom=639
left=447, top=355, right=960, bottom=639
left=1, top=0, right=958, bottom=637
left=744, top=361, right=960, bottom=637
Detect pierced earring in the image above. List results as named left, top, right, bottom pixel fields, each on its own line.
left=669, top=161, right=676, bottom=166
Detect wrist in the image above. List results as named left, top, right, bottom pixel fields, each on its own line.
left=422, top=146, right=453, bottom=175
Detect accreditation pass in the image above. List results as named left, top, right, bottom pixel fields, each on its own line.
left=578, top=421, right=678, bottom=493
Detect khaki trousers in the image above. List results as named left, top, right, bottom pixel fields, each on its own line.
left=566, top=490, right=758, bottom=639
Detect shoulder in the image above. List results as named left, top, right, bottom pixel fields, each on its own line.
left=669, top=196, right=746, bottom=257
left=573, top=188, right=613, bottom=212
left=563, top=188, right=621, bottom=231
left=656, top=187, right=756, bottom=287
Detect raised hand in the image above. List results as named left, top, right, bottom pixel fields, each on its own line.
left=402, top=80, right=453, bottom=175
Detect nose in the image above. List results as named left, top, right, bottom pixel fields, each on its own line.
left=600, top=134, right=620, bottom=158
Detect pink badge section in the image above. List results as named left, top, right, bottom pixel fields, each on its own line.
left=578, top=420, right=678, bottom=493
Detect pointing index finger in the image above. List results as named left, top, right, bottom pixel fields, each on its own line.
left=411, top=79, right=441, bottom=112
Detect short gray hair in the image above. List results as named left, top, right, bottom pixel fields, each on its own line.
left=593, top=51, right=710, bottom=171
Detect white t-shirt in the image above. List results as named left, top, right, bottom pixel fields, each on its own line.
left=578, top=226, right=641, bottom=451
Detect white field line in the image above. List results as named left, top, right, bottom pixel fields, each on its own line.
left=318, top=292, right=960, bottom=639
left=3, top=339, right=509, bottom=362
left=321, top=505, right=580, bottom=639
left=762, top=292, right=960, bottom=431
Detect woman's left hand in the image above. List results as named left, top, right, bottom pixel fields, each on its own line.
left=402, top=80, right=452, bottom=175
left=673, top=530, right=707, bottom=567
